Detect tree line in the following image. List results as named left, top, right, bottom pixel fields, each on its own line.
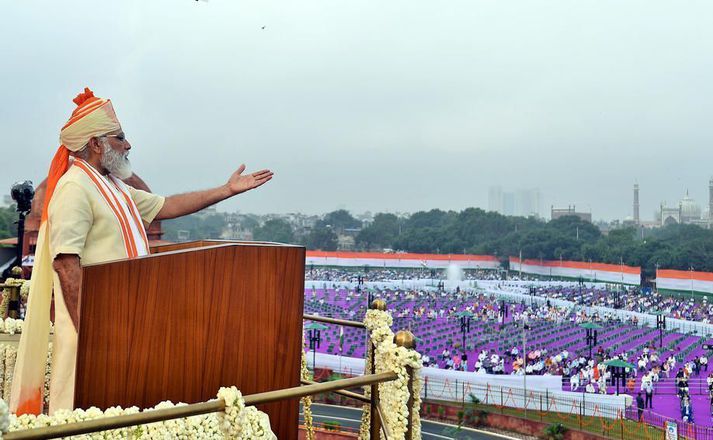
left=0, top=207, right=18, bottom=240
left=162, top=207, right=713, bottom=279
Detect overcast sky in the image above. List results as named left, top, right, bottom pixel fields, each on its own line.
left=1, top=1, right=712, bottom=221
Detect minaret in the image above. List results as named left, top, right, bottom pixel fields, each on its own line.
left=633, top=183, right=640, bottom=225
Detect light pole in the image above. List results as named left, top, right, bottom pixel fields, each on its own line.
left=305, top=322, right=327, bottom=370
left=436, top=280, right=445, bottom=310
left=519, top=249, right=523, bottom=280
left=604, top=359, right=635, bottom=395
left=653, top=311, right=666, bottom=349
left=522, top=322, right=530, bottom=415
left=620, top=256, right=624, bottom=287
left=500, top=299, right=509, bottom=327
left=358, top=275, right=369, bottom=307
left=581, top=322, right=602, bottom=361
left=457, top=311, right=474, bottom=353
left=654, top=262, right=660, bottom=293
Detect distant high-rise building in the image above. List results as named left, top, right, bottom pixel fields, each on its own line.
left=488, top=186, right=541, bottom=217
left=515, top=189, right=542, bottom=217
left=633, top=184, right=640, bottom=225
left=488, top=186, right=503, bottom=213
left=502, top=192, right=515, bottom=216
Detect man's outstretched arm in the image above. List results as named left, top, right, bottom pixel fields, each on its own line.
left=155, top=164, right=273, bottom=220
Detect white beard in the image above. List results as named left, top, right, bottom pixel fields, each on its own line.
left=100, top=141, right=133, bottom=180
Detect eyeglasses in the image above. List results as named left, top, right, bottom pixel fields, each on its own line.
left=102, top=133, right=127, bottom=142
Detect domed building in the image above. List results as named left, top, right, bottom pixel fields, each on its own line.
left=680, top=191, right=702, bottom=223
left=659, top=190, right=705, bottom=226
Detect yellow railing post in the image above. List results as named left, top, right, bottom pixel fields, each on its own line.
left=369, top=298, right=386, bottom=439
left=369, top=341, right=381, bottom=439
left=395, top=329, right=416, bottom=440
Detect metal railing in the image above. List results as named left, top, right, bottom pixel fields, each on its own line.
left=4, top=372, right=399, bottom=440
left=304, top=298, right=419, bottom=439
left=5, top=300, right=419, bottom=440
left=303, top=313, right=366, bottom=328
left=423, top=380, right=713, bottom=440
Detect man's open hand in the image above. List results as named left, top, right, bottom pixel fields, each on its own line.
left=227, top=164, right=273, bottom=195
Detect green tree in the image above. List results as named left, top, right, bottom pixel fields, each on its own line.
left=305, top=227, right=338, bottom=251
left=356, top=213, right=401, bottom=250
left=239, top=215, right=259, bottom=231
left=161, top=213, right=227, bottom=241
left=253, top=219, right=295, bottom=243
left=317, top=210, right=362, bottom=233
left=0, top=206, right=18, bottom=239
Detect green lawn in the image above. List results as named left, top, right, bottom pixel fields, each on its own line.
left=422, top=399, right=665, bottom=440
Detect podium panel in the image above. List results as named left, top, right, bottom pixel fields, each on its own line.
left=75, top=242, right=305, bottom=440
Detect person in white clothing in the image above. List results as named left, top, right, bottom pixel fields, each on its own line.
left=570, top=372, right=580, bottom=391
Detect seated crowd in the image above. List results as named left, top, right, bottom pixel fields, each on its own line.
left=305, top=268, right=713, bottom=424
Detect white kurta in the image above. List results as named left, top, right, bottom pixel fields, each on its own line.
left=47, top=163, right=164, bottom=412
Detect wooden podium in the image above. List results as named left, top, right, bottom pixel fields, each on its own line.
left=74, top=240, right=305, bottom=440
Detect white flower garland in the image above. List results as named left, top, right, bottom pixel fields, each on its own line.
left=358, top=342, right=372, bottom=440
left=0, top=296, right=8, bottom=321
left=2, top=347, right=15, bottom=403
left=0, top=279, right=28, bottom=321
left=0, top=345, right=5, bottom=402
left=0, top=318, right=52, bottom=336
left=0, top=399, right=8, bottom=437
left=217, top=386, right=276, bottom=439
left=43, top=343, right=52, bottom=410
left=1, top=318, right=22, bottom=336
left=19, top=281, right=30, bottom=301
left=0, top=386, right=276, bottom=439
left=361, top=309, right=423, bottom=440
left=300, top=335, right=315, bottom=440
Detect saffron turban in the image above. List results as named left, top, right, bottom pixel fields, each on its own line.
left=60, top=88, right=121, bottom=152
left=11, top=88, right=120, bottom=415
left=43, top=88, right=122, bottom=221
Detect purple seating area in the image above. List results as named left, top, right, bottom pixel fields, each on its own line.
left=532, top=285, right=713, bottom=324
left=304, top=287, right=713, bottom=426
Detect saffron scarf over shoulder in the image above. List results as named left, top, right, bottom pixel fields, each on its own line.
left=9, top=88, right=146, bottom=414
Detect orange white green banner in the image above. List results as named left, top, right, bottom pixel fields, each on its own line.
left=509, top=256, right=641, bottom=285
left=657, top=269, right=713, bottom=295
left=305, top=251, right=500, bottom=269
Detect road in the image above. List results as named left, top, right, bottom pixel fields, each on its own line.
left=302, top=403, right=517, bottom=439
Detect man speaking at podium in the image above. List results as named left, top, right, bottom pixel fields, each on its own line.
left=11, top=88, right=274, bottom=415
